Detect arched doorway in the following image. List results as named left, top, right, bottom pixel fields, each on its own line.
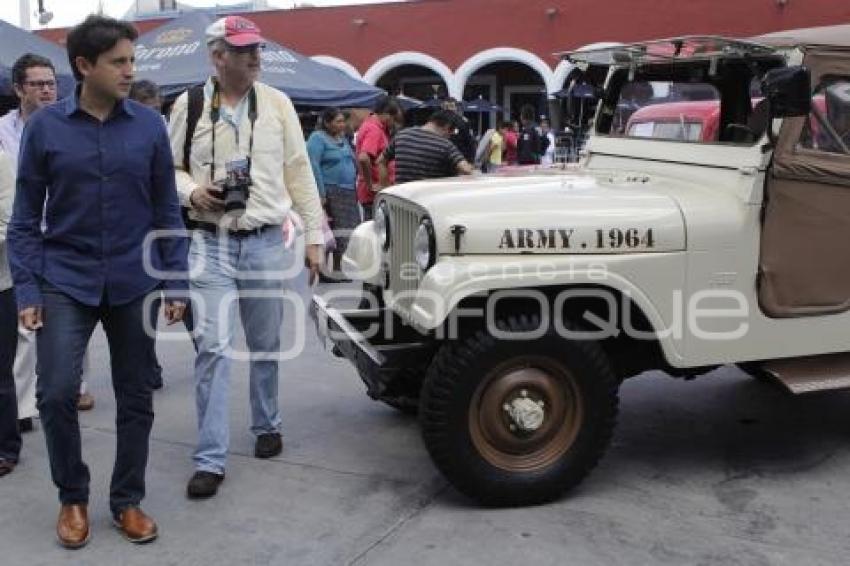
left=461, top=61, right=548, bottom=135
left=364, top=52, right=454, bottom=101
left=372, top=64, right=449, bottom=102
left=456, top=48, right=555, bottom=134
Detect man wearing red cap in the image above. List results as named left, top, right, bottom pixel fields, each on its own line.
left=167, top=15, right=324, bottom=499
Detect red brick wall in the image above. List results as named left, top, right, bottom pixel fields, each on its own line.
left=36, top=0, right=850, bottom=73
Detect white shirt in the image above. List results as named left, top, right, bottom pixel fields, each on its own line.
left=541, top=131, right=556, bottom=166
left=0, top=109, right=24, bottom=172
left=168, top=79, right=323, bottom=244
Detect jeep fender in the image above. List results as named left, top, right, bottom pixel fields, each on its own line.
left=398, top=253, right=687, bottom=366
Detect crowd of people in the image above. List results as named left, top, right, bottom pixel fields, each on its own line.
left=477, top=108, right=557, bottom=172
left=0, top=12, right=559, bottom=550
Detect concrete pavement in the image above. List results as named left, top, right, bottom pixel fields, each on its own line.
left=1, top=284, right=848, bottom=565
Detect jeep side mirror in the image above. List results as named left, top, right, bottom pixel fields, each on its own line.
left=762, top=66, right=812, bottom=118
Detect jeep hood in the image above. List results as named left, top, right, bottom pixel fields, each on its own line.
left=383, top=171, right=686, bottom=255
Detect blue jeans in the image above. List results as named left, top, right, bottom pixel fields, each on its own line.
left=36, top=285, right=155, bottom=516
left=189, top=226, right=291, bottom=474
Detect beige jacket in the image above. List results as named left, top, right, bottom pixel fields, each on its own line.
left=168, top=79, right=323, bottom=245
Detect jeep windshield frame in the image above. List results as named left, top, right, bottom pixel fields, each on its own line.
left=560, top=36, right=779, bottom=67
left=566, top=37, right=787, bottom=147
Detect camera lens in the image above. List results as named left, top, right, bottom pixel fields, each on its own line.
left=224, top=185, right=247, bottom=215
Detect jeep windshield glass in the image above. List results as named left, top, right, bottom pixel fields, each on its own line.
left=561, top=36, right=778, bottom=67
left=592, top=45, right=785, bottom=146
left=609, top=80, right=725, bottom=143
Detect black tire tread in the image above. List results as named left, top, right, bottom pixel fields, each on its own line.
left=378, top=366, right=427, bottom=416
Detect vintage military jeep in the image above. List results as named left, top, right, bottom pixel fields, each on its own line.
left=313, top=27, right=850, bottom=506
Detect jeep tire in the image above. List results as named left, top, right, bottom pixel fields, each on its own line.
left=379, top=366, right=426, bottom=416
left=419, top=315, right=620, bottom=506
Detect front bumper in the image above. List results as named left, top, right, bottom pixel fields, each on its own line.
left=311, top=295, right=434, bottom=399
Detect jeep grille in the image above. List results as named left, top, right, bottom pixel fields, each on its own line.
left=384, top=197, right=425, bottom=312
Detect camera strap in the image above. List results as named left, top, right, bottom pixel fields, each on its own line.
left=209, top=80, right=258, bottom=183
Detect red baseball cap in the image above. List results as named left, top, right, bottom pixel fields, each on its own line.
left=205, top=15, right=264, bottom=47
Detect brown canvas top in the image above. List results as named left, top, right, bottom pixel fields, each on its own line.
left=752, top=24, right=850, bottom=50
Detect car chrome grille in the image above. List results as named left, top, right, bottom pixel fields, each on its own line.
left=385, top=198, right=423, bottom=312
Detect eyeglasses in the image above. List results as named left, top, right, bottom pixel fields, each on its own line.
left=225, top=43, right=264, bottom=55
left=23, top=80, right=57, bottom=90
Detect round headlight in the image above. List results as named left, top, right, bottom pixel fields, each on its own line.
left=414, top=217, right=436, bottom=271
left=375, top=201, right=390, bottom=251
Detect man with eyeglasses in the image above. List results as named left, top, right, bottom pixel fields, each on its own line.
left=0, top=53, right=58, bottom=177
left=167, top=15, right=323, bottom=499
left=0, top=54, right=95, bottom=441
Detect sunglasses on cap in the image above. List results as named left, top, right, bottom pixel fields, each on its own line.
left=225, top=43, right=265, bottom=54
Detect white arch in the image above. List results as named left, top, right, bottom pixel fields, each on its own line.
left=455, top=47, right=558, bottom=98
left=310, top=55, right=363, bottom=80
left=552, top=61, right=576, bottom=94
left=363, top=52, right=455, bottom=94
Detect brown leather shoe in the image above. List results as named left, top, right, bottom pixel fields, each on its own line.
left=57, top=504, right=90, bottom=549
left=76, top=392, right=95, bottom=411
left=0, top=459, right=16, bottom=477
left=113, top=507, right=158, bottom=544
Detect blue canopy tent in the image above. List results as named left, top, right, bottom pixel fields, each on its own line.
left=462, top=96, right=502, bottom=113
left=463, top=96, right=502, bottom=137
left=418, top=95, right=445, bottom=109
left=134, top=11, right=384, bottom=107
left=395, top=94, right=423, bottom=111
left=553, top=82, right=598, bottom=100
left=0, top=18, right=75, bottom=98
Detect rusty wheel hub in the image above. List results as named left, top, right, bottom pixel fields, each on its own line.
left=469, top=358, right=583, bottom=472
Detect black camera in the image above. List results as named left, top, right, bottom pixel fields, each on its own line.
left=222, top=157, right=252, bottom=215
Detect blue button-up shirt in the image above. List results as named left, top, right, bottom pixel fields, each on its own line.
left=8, top=91, right=188, bottom=309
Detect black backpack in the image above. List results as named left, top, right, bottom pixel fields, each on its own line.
left=179, top=84, right=205, bottom=228
left=182, top=84, right=205, bottom=173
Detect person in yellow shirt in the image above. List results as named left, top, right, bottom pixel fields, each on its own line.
left=488, top=123, right=506, bottom=172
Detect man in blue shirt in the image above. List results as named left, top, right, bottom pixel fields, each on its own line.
left=8, top=15, right=188, bottom=549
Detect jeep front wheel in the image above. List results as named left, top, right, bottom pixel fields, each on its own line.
left=419, top=315, right=619, bottom=506
left=379, top=366, right=426, bottom=416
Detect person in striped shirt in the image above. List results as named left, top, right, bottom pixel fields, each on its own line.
left=377, top=110, right=474, bottom=188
